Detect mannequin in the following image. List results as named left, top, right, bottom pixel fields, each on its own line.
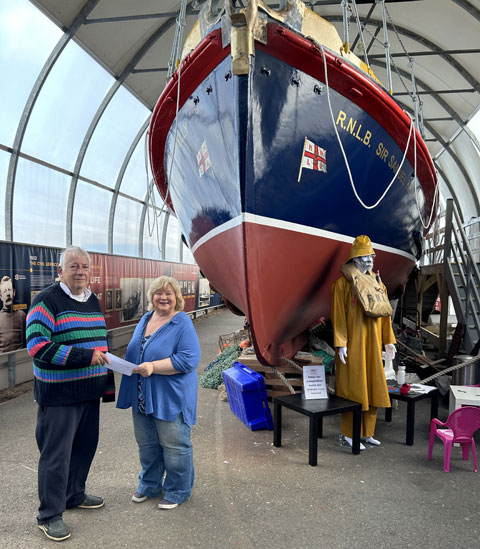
left=331, top=235, right=396, bottom=449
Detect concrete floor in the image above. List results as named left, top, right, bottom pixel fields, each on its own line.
left=0, top=308, right=479, bottom=549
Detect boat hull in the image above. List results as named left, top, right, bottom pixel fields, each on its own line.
left=149, top=23, right=437, bottom=365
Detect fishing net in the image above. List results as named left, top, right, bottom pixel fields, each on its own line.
left=199, top=343, right=243, bottom=389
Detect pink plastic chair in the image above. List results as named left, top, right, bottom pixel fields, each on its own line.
left=428, top=406, right=480, bottom=472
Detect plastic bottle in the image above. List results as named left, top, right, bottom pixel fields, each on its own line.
left=397, top=364, right=406, bottom=385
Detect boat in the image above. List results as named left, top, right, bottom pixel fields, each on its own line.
left=148, top=0, right=438, bottom=366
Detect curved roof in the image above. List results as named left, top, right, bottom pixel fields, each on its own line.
left=32, top=0, right=480, bottom=221
left=2, top=0, right=480, bottom=257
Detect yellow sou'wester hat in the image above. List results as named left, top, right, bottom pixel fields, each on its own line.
left=344, top=235, right=375, bottom=263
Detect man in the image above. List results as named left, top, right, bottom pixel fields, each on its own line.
left=26, top=246, right=114, bottom=542
left=0, top=275, right=26, bottom=352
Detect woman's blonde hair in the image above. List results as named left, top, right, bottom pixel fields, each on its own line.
left=147, top=276, right=184, bottom=312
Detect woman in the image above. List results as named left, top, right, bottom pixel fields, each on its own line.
left=117, top=276, right=201, bottom=509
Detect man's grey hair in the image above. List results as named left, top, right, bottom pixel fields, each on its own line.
left=59, top=246, right=90, bottom=269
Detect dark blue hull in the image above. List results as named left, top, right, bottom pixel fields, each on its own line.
left=149, top=23, right=437, bottom=364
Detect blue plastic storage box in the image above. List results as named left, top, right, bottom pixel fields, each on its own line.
left=222, top=361, right=274, bottom=431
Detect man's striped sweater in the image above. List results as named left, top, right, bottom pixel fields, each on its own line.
left=26, top=282, right=115, bottom=406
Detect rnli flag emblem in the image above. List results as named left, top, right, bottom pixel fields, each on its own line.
left=298, top=137, right=327, bottom=182
left=197, top=141, right=211, bottom=177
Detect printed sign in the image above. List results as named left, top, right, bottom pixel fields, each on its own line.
left=303, top=364, right=328, bottom=400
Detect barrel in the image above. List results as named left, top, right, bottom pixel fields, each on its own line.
left=452, top=355, right=480, bottom=385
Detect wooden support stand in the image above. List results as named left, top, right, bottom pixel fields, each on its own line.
left=237, top=351, right=326, bottom=400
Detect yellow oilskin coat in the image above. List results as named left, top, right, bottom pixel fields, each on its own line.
left=331, top=273, right=395, bottom=412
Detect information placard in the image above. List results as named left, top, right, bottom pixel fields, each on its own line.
left=303, top=365, right=328, bottom=400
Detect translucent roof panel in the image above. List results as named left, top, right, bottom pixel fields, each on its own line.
left=143, top=208, right=166, bottom=261
left=120, top=129, right=152, bottom=200
left=165, top=215, right=180, bottom=262
left=0, top=149, right=9, bottom=241
left=20, top=40, right=113, bottom=171
left=80, top=87, right=150, bottom=188
left=72, top=181, right=112, bottom=252
left=469, top=110, right=480, bottom=153
left=0, top=0, right=61, bottom=147
left=183, top=243, right=195, bottom=265
left=113, top=195, right=143, bottom=256
left=13, top=157, right=68, bottom=247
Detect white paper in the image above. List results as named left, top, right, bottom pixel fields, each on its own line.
left=303, top=365, right=328, bottom=400
left=409, top=384, right=436, bottom=394
left=105, top=352, right=137, bottom=376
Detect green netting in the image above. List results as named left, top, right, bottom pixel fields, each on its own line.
left=312, top=349, right=334, bottom=373
left=200, top=344, right=243, bottom=389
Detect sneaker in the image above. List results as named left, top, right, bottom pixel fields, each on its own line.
left=77, top=494, right=104, bottom=509
left=132, top=491, right=148, bottom=503
left=38, top=519, right=71, bottom=541
left=158, top=498, right=179, bottom=510
left=363, top=436, right=381, bottom=446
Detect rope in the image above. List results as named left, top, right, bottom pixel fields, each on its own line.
left=268, top=366, right=296, bottom=394
left=320, top=37, right=437, bottom=230
left=420, top=355, right=480, bottom=385
left=320, top=43, right=414, bottom=210
left=409, top=113, right=440, bottom=231
left=280, top=356, right=304, bottom=373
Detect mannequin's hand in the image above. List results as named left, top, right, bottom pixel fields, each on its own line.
left=385, top=343, right=396, bottom=361
left=338, top=347, right=347, bottom=365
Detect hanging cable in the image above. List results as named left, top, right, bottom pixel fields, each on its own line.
left=350, top=0, right=370, bottom=68
left=379, top=0, right=392, bottom=94
left=167, top=0, right=188, bottom=79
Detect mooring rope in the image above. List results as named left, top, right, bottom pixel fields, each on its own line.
left=268, top=365, right=297, bottom=394
left=320, top=42, right=414, bottom=210
left=420, top=356, right=480, bottom=385
left=280, top=356, right=304, bottom=373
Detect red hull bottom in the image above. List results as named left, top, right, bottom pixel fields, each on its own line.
left=194, top=220, right=414, bottom=365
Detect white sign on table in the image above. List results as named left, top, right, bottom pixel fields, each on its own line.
left=303, top=364, right=328, bottom=400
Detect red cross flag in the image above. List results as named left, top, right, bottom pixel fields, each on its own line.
left=298, top=137, right=327, bottom=182
left=197, top=141, right=211, bottom=177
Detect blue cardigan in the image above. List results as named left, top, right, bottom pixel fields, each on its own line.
left=116, top=311, right=201, bottom=427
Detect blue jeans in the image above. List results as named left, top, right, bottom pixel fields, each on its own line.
left=132, top=409, right=194, bottom=504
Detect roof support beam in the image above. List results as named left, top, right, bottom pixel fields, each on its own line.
left=108, top=118, right=150, bottom=256
left=66, top=16, right=178, bottom=246
left=370, top=59, right=480, bottom=217
left=5, top=0, right=101, bottom=242
left=326, top=15, right=480, bottom=93
left=368, top=48, right=480, bottom=58
left=84, top=8, right=198, bottom=25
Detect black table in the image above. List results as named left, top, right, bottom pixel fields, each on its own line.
left=385, top=388, right=439, bottom=445
left=273, top=393, right=362, bottom=466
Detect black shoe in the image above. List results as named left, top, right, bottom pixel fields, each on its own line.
left=38, top=519, right=71, bottom=541
left=77, top=494, right=104, bottom=509
left=132, top=491, right=147, bottom=503
left=157, top=498, right=179, bottom=509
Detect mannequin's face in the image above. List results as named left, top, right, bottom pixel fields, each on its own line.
left=353, top=254, right=375, bottom=274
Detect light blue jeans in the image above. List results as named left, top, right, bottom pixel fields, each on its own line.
left=131, top=409, right=194, bottom=504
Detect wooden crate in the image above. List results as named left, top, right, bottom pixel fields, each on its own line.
left=237, top=351, right=324, bottom=400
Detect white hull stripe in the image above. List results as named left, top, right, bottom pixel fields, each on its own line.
left=191, top=212, right=416, bottom=261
